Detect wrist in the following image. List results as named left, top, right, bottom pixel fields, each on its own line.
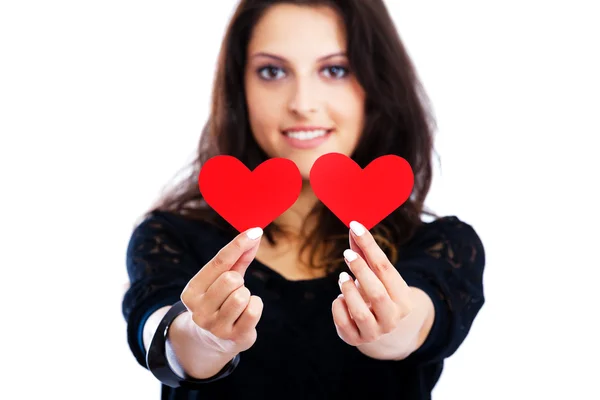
left=409, top=287, right=436, bottom=353
left=176, top=311, right=238, bottom=356
left=147, top=301, right=241, bottom=387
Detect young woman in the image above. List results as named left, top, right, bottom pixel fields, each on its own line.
left=122, top=1, right=486, bottom=399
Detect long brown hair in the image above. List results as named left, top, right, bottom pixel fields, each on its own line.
left=144, top=0, right=439, bottom=276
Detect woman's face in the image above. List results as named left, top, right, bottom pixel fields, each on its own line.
left=244, top=4, right=366, bottom=180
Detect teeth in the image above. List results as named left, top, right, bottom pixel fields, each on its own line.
left=284, top=130, right=328, bottom=140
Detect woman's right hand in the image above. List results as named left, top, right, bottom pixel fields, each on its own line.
left=180, top=227, right=265, bottom=356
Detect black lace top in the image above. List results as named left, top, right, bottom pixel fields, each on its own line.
left=122, top=210, right=485, bottom=400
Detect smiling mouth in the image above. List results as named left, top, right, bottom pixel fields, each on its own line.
left=280, top=128, right=334, bottom=150
left=281, top=129, right=334, bottom=140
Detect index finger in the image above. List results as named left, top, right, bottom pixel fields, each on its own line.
left=192, top=227, right=263, bottom=294
left=349, top=221, right=409, bottom=304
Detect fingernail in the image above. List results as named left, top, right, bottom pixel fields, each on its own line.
left=339, top=271, right=351, bottom=285
left=246, top=227, right=263, bottom=240
left=343, top=249, right=358, bottom=262
left=350, top=221, right=365, bottom=236
left=354, top=279, right=360, bottom=289
left=337, top=294, right=344, bottom=299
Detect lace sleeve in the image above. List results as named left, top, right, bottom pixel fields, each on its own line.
left=121, top=212, right=198, bottom=369
left=397, top=216, right=486, bottom=365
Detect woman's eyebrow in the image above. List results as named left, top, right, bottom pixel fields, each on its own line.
left=249, top=51, right=347, bottom=62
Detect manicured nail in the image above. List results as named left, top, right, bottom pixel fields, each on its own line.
left=349, top=221, right=365, bottom=236
left=354, top=279, right=360, bottom=289
left=343, top=249, right=358, bottom=262
left=337, top=294, right=344, bottom=299
left=246, top=227, right=263, bottom=240
left=339, top=271, right=351, bottom=286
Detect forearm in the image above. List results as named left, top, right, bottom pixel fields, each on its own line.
left=357, top=287, right=435, bottom=361
left=143, top=306, right=238, bottom=379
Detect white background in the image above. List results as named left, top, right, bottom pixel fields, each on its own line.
left=1, top=1, right=598, bottom=398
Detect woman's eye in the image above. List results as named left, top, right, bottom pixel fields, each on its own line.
left=322, top=65, right=349, bottom=79
left=258, top=66, right=285, bottom=80
left=256, top=65, right=349, bottom=81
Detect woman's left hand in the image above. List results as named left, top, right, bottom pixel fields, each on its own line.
left=331, top=220, right=416, bottom=350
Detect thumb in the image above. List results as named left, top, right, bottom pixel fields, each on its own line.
left=349, top=229, right=367, bottom=262
left=230, top=237, right=262, bottom=276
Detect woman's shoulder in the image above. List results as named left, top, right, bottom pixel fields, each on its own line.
left=412, top=215, right=482, bottom=242
left=402, top=214, right=485, bottom=268
left=417, top=215, right=481, bottom=239
left=129, top=209, right=233, bottom=262
left=136, top=210, right=228, bottom=237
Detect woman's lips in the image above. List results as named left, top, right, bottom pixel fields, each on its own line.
left=281, top=129, right=334, bottom=149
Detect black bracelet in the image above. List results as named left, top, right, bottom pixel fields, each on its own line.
left=146, top=300, right=240, bottom=389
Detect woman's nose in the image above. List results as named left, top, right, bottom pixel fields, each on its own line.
left=287, top=79, right=319, bottom=115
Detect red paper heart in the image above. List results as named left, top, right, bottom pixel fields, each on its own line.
left=198, top=156, right=302, bottom=232
left=310, top=153, right=414, bottom=230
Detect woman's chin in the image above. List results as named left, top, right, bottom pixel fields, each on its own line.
left=299, top=171, right=312, bottom=183
left=282, top=153, right=336, bottom=184
left=296, top=163, right=316, bottom=182
left=283, top=158, right=310, bottom=179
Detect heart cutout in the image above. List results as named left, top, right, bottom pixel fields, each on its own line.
left=309, top=152, right=414, bottom=229
left=198, top=155, right=302, bottom=232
